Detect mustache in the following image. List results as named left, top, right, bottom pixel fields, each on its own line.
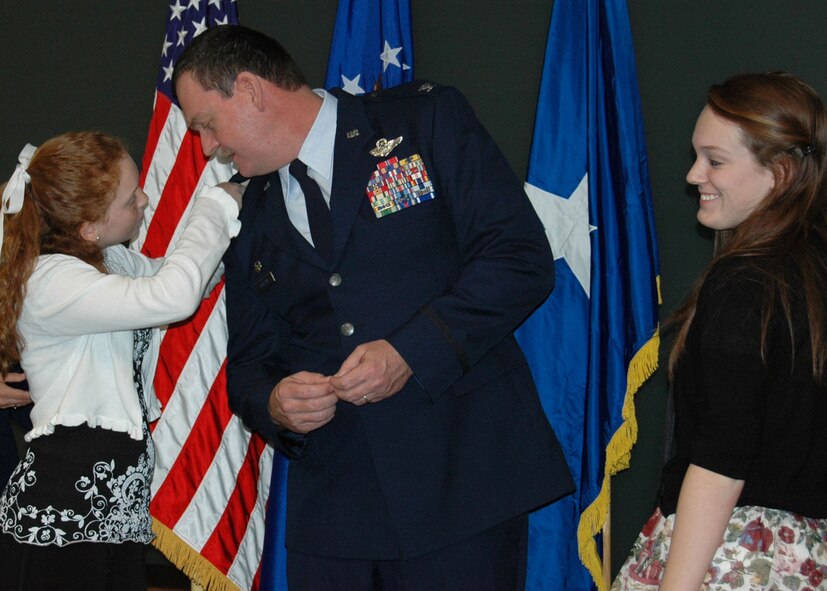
left=214, top=147, right=234, bottom=163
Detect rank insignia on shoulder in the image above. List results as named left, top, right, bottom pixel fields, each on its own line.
left=418, top=82, right=436, bottom=93
left=365, top=153, right=435, bottom=218
left=369, top=136, right=403, bottom=157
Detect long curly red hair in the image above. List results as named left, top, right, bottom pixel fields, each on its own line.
left=0, top=131, right=127, bottom=375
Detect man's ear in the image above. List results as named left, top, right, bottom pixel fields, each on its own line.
left=79, top=221, right=98, bottom=244
left=235, top=72, right=265, bottom=111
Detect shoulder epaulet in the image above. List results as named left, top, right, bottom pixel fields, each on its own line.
left=362, top=80, right=443, bottom=102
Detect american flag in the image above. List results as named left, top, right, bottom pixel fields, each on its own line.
left=135, top=2, right=272, bottom=590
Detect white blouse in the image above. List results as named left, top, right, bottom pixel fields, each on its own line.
left=18, top=186, right=240, bottom=442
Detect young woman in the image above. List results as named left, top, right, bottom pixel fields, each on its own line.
left=0, top=131, right=241, bottom=590
left=613, top=72, right=827, bottom=590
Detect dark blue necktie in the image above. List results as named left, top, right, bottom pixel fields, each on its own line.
left=289, top=159, right=334, bottom=261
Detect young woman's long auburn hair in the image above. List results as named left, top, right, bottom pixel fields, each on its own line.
left=0, top=131, right=127, bottom=375
left=668, top=72, right=827, bottom=381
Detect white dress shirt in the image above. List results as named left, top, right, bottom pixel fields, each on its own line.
left=278, top=89, right=338, bottom=246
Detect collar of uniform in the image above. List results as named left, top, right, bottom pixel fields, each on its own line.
left=279, top=88, right=337, bottom=201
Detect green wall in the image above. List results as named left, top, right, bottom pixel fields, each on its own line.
left=3, top=0, right=826, bottom=580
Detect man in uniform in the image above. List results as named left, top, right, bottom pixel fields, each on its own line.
left=174, top=25, right=573, bottom=591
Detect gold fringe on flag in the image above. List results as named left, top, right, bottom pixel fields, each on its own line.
left=151, top=518, right=242, bottom=591
left=576, top=320, right=661, bottom=591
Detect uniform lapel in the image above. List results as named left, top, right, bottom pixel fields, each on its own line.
left=253, top=171, right=323, bottom=267
left=329, top=91, right=382, bottom=260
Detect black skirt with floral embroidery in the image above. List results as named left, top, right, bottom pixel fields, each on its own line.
left=0, top=328, right=155, bottom=547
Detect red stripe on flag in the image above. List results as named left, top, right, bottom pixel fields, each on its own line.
left=141, top=132, right=209, bottom=258
left=252, top=561, right=263, bottom=591
left=199, top=435, right=269, bottom=574
left=150, top=280, right=224, bottom=411
left=139, top=92, right=171, bottom=189
left=150, top=361, right=234, bottom=525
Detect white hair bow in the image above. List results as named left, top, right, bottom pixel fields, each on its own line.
left=1, top=144, right=37, bottom=262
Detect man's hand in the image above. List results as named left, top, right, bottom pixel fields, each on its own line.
left=0, top=372, right=31, bottom=409
left=330, top=340, right=412, bottom=406
left=268, top=372, right=338, bottom=433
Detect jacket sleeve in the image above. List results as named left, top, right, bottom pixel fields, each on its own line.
left=24, top=186, right=240, bottom=335
left=387, top=87, right=555, bottom=400
left=223, top=198, right=307, bottom=456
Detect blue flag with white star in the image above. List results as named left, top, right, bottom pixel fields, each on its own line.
left=324, top=0, right=414, bottom=94
left=515, top=0, right=660, bottom=589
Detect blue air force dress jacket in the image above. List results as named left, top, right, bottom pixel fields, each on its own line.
left=224, top=81, right=574, bottom=560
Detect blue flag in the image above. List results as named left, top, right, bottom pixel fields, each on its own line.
left=260, top=3, right=414, bottom=589
left=515, top=0, right=661, bottom=589
left=260, top=455, right=289, bottom=590
left=324, top=0, right=414, bottom=93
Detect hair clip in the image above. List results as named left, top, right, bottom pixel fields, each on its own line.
left=801, top=143, right=816, bottom=156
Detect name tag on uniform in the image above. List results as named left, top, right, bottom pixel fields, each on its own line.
left=365, top=154, right=435, bottom=218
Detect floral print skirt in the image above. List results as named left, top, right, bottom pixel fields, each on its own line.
left=0, top=423, right=154, bottom=547
left=612, top=506, right=827, bottom=590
